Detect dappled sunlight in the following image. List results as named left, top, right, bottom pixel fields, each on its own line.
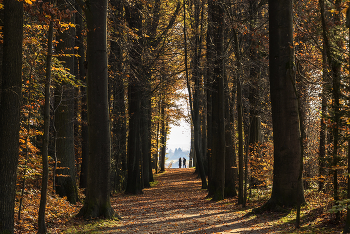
left=107, top=169, right=287, bottom=233
left=47, top=168, right=343, bottom=233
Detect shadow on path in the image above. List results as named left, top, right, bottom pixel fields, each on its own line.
left=85, top=168, right=288, bottom=233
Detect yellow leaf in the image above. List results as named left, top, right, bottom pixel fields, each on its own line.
left=24, top=0, right=35, bottom=5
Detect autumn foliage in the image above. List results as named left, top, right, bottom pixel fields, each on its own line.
left=3, top=0, right=350, bottom=233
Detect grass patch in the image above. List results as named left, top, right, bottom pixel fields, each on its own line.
left=64, top=218, right=121, bottom=234
left=149, top=180, right=159, bottom=187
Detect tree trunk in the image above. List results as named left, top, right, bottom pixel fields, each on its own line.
left=55, top=6, right=78, bottom=203
left=0, top=0, right=23, bottom=233
left=224, top=79, right=237, bottom=197
left=206, top=1, right=214, bottom=196
left=318, top=42, right=328, bottom=192
left=125, top=2, right=143, bottom=194
left=78, top=0, right=115, bottom=218
left=125, top=79, right=142, bottom=193
left=74, top=3, right=88, bottom=191
left=237, top=79, right=244, bottom=204
left=319, top=0, right=342, bottom=220
left=344, top=7, right=350, bottom=233
left=159, top=102, right=167, bottom=172
left=264, top=0, right=305, bottom=209
left=38, top=20, right=53, bottom=234
left=142, top=94, right=151, bottom=188
left=185, top=0, right=207, bottom=189
left=155, top=104, right=160, bottom=173
left=148, top=98, right=154, bottom=182
left=110, top=0, right=127, bottom=193
left=209, top=0, right=225, bottom=201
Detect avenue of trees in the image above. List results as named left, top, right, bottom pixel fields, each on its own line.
left=2, top=0, right=350, bottom=233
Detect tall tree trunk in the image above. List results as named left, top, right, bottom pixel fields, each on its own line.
left=55, top=5, right=78, bottom=203
left=184, top=0, right=207, bottom=188
left=344, top=7, right=350, bottom=233
left=232, top=27, right=244, bottom=204
left=110, top=0, right=127, bottom=192
left=142, top=94, right=151, bottom=188
left=159, top=101, right=167, bottom=172
left=209, top=0, right=225, bottom=200
left=75, top=3, right=88, bottom=191
left=320, top=0, right=342, bottom=220
left=125, top=2, right=143, bottom=194
left=247, top=0, right=262, bottom=200
left=0, top=0, right=23, bottom=232
left=38, top=20, right=53, bottom=234
left=237, top=79, right=244, bottom=204
left=125, top=79, right=142, bottom=193
left=264, top=0, right=305, bottom=209
left=147, top=97, right=154, bottom=182
left=318, top=42, right=328, bottom=192
left=78, top=0, right=115, bottom=218
left=154, top=102, right=160, bottom=173
left=206, top=0, right=214, bottom=196
left=224, top=78, right=237, bottom=197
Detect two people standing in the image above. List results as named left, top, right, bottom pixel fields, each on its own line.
left=178, top=157, right=187, bottom=168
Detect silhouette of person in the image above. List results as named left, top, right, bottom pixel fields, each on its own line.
left=179, top=157, right=182, bottom=168
left=183, top=157, right=186, bottom=168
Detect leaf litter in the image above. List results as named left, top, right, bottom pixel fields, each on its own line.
left=15, top=168, right=344, bottom=233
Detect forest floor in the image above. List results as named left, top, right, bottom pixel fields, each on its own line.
left=15, top=168, right=344, bottom=233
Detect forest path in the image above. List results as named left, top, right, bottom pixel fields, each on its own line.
left=105, top=168, right=275, bottom=233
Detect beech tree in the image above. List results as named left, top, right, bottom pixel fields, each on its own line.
left=54, top=1, right=78, bottom=204
left=207, top=0, right=226, bottom=201
left=109, top=0, right=127, bottom=192
left=125, top=1, right=143, bottom=195
left=0, top=0, right=23, bottom=232
left=264, top=0, right=305, bottom=209
left=77, top=0, right=115, bottom=218
left=184, top=0, right=207, bottom=189
left=38, top=19, right=54, bottom=234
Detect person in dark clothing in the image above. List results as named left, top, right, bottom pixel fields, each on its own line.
left=179, top=157, right=182, bottom=168
left=183, top=157, right=186, bottom=168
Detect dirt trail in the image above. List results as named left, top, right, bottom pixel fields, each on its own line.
left=105, top=168, right=277, bottom=233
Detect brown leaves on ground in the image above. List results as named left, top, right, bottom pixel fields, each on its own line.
left=67, top=168, right=342, bottom=233
left=15, top=168, right=344, bottom=233
left=14, top=190, right=81, bottom=233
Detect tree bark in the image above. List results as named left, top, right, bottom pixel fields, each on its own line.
left=209, top=0, right=225, bottom=201
left=344, top=6, right=350, bottom=233
left=0, top=0, right=23, bottom=233
left=159, top=101, right=167, bottom=172
left=318, top=42, right=327, bottom=192
left=142, top=94, right=151, bottom=188
left=74, top=3, right=88, bottom=191
left=264, top=0, right=305, bottom=209
left=185, top=0, right=207, bottom=189
left=78, top=0, right=115, bottom=218
left=38, top=20, right=53, bottom=234
left=125, top=2, right=143, bottom=194
left=110, top=0, right=127, bottom=192
left=237, top=79, right=244, bottom=204
left=224, top=78, right=237, bottom=197
left=55, top=4, right=78, bottom=203
left=206, top=0, right=214, bottom=196
left=319, top=0, right=342, bottom=220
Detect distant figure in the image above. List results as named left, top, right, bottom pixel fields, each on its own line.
left=179, top=157, right=182, bottom=168
left=183, top=157, right=186, bottom=168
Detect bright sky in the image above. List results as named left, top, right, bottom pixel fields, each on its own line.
left=166, top=118, right=191, bottom=152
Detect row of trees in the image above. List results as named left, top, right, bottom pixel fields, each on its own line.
left=2, top=0, right=350, bottom=233
left=0, top=0, right=186, bottom=233
left=185, top=0, right=350, bottom=230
